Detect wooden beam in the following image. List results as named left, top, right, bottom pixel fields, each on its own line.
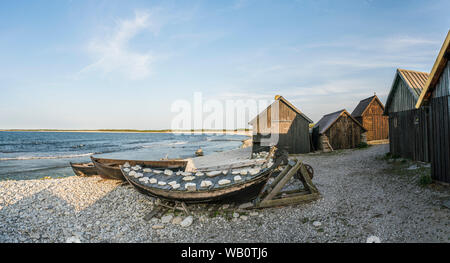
left=262, top=160, right=302, bottom=202
left=258, top=193, right=320, bottom=208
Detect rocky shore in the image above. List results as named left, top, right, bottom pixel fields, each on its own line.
left=1, top=144, right=449, bottom=243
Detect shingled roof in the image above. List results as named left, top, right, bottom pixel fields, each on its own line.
left=249, top=95, right=313, bottom=124
left=351, top=95, right=385, bottom=118
left=384, top=68, right=429, bottom=114
left=398, top=69, right=429, bottom=98
left=315, top=109, right=366, bottom=135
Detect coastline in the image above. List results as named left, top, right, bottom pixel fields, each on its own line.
left=0, top=130, right=252, bottom=136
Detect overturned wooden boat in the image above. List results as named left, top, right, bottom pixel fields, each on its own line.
left=70, top=162, right=98, bottom=177
left=120, top=149, right=289, bottom=203
left=91, top=156, right=188, bottom=181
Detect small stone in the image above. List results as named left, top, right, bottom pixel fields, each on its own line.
left=176, top=171, right=182, bottom=175
left=161, top=215, right=174, bottom=223
left=240, top=170, right=248, bottom=176
left=149, top=178, right=157, bottom=184
left=221, top=204, right=230, bottom=210
left=153, top=170, right=163, bottom=174
left=172, top=184, right=181, bottom=189
left=123, top=168, right=130, bottom=172
left=135, top=173, right=143, bottom=178
left=158, top=181, right=167, bottom=186
left=182, top=172, right=192, bottom=176
left=206, top=171, right=222, bottom=177
left=366, top=236, right=381, bottom=243
left=123, top=162, right=131, bottom=168
left=200, top=180, right=213, bottom=188
left=66, top=236, right=81, bottom=243
left=183, top=176, right=196, bottom=181
left=195, top=172, right=205, bottom=177
left=164, top=169, right=173, bottom=176
left=233, top=212, right=240, bottom=218
left=234, top=176, right=242, bottom=182
left=172, top=216, right=183, bottom=225
left=152, top=224, right=165, bottom=230
left=129, top=171, right=136, bottom=176
left=250, top=212, right=259, bottom=216
left=218, top=179, right=231, bottom=185
left=249, top=168, right=261, bottom=175
left=132, top=165, right=141, bottom=171
left=232, top=171, right=240, bottom=175
left=238, top=202, right=253, bottom=209
left=222, top=170, right=228, bottom=175
left=180, top=216, right=193, bottom=227
left=185, top=183, right=196, bottom=191
left=143, top=168, right=152, bottom=173
left=168, top=181, right=177, bottom=186
left=312, top=221, right=322, bottom=227
left=240, top=215, right=248, bottom=221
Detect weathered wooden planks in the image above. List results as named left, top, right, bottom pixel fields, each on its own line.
left=430, top=96, right=450, bottom=183
left=388, top=108, right=430, bottom=162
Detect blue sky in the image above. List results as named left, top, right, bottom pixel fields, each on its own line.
left=0, top=0, right=449, bottom=129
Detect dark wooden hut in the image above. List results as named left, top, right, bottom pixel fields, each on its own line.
left=383, top=68, right=430, bottom=162
left=351, top=95, right=389, bottom=141
left=314, top=109, right=367, bottom=150
left=416, top=31, right=450, bottom=184
left=249, top=95, right=313, bottom=154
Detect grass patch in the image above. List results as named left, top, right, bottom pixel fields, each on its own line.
left=357, top=142, right=369, bottom=149
left=418, top=174, right=432, bottom=186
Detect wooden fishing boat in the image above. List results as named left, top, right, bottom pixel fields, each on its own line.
left=91, top=156, right=188, bottom=181
left=70, top=162, right=98, bottom=177
left=120, top=149, right=288, bottom=203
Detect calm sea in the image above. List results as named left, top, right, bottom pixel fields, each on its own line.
left=0, top=132, right=247, bottom=180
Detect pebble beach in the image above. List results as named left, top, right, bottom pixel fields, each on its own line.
left=1, top=144, right=449, bottom=243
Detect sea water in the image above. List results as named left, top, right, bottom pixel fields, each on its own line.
left=0, top=132, right=247, bottom=180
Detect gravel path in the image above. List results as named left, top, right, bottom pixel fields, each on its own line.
left=1, top=144, right=449, bottom=243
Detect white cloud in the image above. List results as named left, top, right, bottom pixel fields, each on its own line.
left=79, top=11, right=156, bottom=80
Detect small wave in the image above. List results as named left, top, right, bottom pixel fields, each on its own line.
left=0, top=152, right=94, bottom=161
left=169, top=141, right=188, bottom=145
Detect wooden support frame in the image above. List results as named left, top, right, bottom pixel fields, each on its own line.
left=254, top=158, right=320, bottom=208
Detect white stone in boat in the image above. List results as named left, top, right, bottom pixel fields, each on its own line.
left=232, top=170, right=240, bottom=175
left=158, top=181, right=167, bottom=186
left=222, top=170, right=228, bottom=175
left=153, top=170, right=163, bottom=174
left=135, top=172, right=143, bottom=178
left=164, top=169, right=173, bottom=176
left=123, top=162, right=131, bottom=168
left=239, top=170, right=248, bottom=176
left=176, top=171, right=182, bottom=176
left=206, top=171, right=221, bottom=177
left=200, top=180, right=213, bottom=188
left=185, top=183, right=196, bottom=191
left=234, top=176, right=242, bottom=182
left=138, top=177, right=147, bottom=182
left=124, top=168, right=131, bottom=172
left=181, top=172, right=192, bottom=176
left=143, top=168, right=152, bottom=173
left=249, top=168, right=261, bottom=175
left=172, top=183, right=181, bottom=189
left=182, top=176, right=195, bottom=181
left=129, top=171, right=137, bottom=176
left=168, top=181, right=177, bottom=186
left=218, top=179, right=231, bottom=185
left=149, top=178, right=157, bottom=184
left=132, top=165, right=141, bottom=171
left=195, top=172, right=204, bottom=177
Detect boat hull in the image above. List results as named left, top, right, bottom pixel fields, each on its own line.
left=70, top=162, right=98, bottom=177
left=91, top=157, right=188, bottom=181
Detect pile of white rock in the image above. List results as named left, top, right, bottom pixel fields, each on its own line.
left=252, top=151, right=269, bottom=159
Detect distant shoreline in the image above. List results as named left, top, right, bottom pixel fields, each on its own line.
left=0, top=129, right=252, bottom=136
